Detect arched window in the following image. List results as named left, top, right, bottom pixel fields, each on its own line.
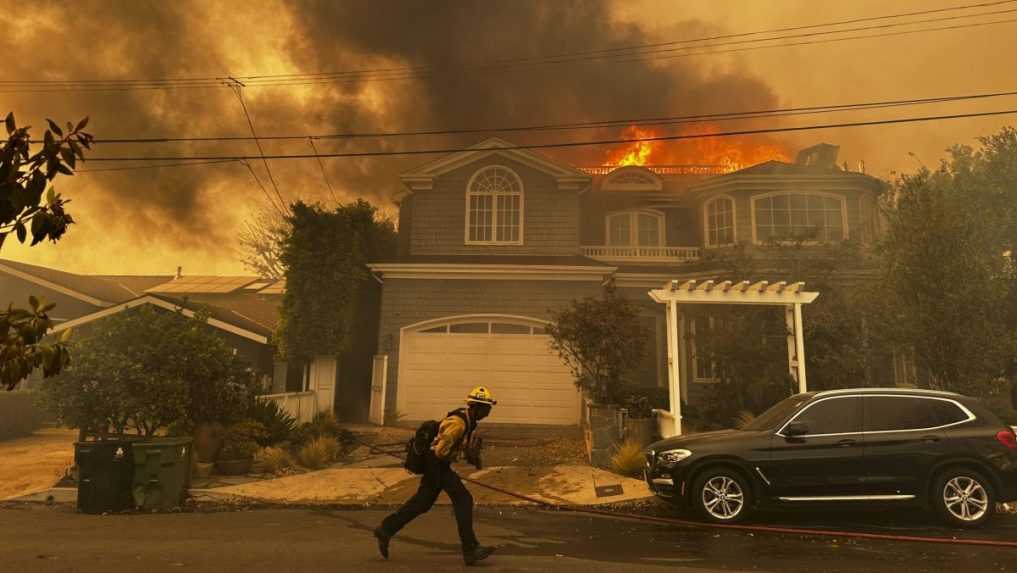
left=753, top=192, right=847, bottom=243
left=606, top=209, right=664, bottom=247
left=465, top=166, right=523, bottom=244
left=704, top=196, right=735, bottom=247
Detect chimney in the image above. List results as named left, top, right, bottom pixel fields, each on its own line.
left=859, top=160, right=866, bottom=174
left=175, top=266, right=182, bottom=279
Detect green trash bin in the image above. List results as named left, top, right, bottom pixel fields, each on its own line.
left=75, top=439, right=136, bottom=514
left=131, top=437, right=193, bottom=512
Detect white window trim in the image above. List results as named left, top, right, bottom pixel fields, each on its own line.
left=464, top=165, right=525, bottom=246
left=749, top=190, right=850, bottom=245
left=604, top=208, right=665, bottom=247
left=702, top=195, right=738, bottom=248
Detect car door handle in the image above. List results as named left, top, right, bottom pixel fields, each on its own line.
left=921, top=435, right=941, bottom=443
left=837, top=438, right=857, bottom=447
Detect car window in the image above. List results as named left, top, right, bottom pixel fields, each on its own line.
left=786, top=397, right=863, bottom=435
left=864, top=396, right=969, bottom=432
left=743, top=394, right=813, bottom=431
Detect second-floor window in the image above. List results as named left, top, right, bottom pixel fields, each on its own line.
left=466, top=165, right=523, bottom=245
left=753, top=192, right=847, bottom=243
left=607, top=210, right=664, bottom=247
left=704, top=196, right=735, bottom=247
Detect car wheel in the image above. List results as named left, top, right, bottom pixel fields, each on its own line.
left=691, top=468, right=753, bottom=524
left=932, top=468, right=995, bottom=528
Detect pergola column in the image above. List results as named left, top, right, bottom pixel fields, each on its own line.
left=650, top=279, right=819, bottom=438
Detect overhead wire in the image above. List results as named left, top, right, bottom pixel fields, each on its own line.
left=1, top=1, right=1014, bottom=92
left=76, top=108, right=1017, bottom=162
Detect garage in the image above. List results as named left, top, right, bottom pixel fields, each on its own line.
left=397, top=316, right=580, bottom=425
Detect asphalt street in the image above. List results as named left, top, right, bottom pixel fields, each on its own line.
left=1, top=504, right=1015, bottom=572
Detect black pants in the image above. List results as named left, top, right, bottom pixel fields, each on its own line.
left=380, top=457, right=479, bottom=549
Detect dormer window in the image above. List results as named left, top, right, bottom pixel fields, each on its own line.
left=704, top=196, right=736, bottom=247
left=607, top=209, right=664, bottom=247
left=465, top=165, right=523, bottom=245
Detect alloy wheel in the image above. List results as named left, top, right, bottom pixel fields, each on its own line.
left=701, top=475, right=745, bottom=520
left=942, top=476, right=989, bottom=522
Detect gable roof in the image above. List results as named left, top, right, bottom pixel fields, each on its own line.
left=399, top=137, right=591, bottom=196
left=49, top=293, right=274, bottom=344
left=0, top=259, right=172, bottom=307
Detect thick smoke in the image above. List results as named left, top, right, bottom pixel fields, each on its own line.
left=1, top=0, right=781, bottom=273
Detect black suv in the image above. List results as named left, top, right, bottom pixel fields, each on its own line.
left=644, top=388, right=1017, bottom=527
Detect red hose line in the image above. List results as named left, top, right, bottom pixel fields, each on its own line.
left=357, top=438, right=1017, bottom=549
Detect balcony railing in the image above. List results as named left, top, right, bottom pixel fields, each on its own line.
left=576, top=164, right=733, bottom=176
left=580, top=245, right=701, bottom=263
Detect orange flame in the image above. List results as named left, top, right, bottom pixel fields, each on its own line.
left=604, top=124, right=790, bottom=172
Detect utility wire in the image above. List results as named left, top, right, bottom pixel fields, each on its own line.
left=307, top=138, right=339, bottom=205
left=227, top=80, right=289, bottom=214
left=75, top=159, right=240, bottom=172
left=1, top=1, right=1013, bottom=92
left=39, top=89, right=1017, bottom=144
left=78, top=108, right=1017, bottom=162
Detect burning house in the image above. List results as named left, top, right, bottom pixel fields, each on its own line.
left=367, top=136, right=885, bottom=428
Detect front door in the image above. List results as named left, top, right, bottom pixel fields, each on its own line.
left=764, top=396, right=866, bottom=498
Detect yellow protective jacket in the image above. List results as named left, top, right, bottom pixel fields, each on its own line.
left=430, top=410, right=474, bottom=461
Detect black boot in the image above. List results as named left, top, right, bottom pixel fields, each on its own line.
left=373, top=527, right=391, bottom=560
left=463, top=545, right=496, bottom=566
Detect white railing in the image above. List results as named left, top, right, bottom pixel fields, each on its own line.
left=580, top=245, right=701, bottom=263
left=576, top=165, right=733, bottom=176
left=259, top=391, right=317, bottom=424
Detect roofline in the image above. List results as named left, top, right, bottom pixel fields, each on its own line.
left=49, top=294, right=270, bottom=344
left=0, top=262, right=113, bottom=308
left=813, top=387, right=962, bottom=398
left=367, top=263, right=616, bottom=282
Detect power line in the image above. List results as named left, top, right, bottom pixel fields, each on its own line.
left=227, top=80, right=289, bottom=214
left=44, top=89, right=1017, bottom=144
left=78, top=108, right=1017, bottom=162
left=1, top=1, right=1013, bottom=92
left=75, top=159, right=240, bottom=173
left=307, top=138, right=339, bottom=205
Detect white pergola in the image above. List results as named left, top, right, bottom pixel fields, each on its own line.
left=648, top=279, right=820, bottom=438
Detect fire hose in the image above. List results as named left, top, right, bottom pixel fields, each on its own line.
left=353, top=437, right=1017, bottom=549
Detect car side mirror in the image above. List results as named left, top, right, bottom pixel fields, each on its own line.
left=784, top=421, right=810, bottom=437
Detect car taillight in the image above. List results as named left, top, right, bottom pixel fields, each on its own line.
left=995, top=428, right=1017, bottom=450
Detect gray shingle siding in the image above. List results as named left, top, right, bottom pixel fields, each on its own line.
left=409, top=155, right=581, bottom=256
left=376, top=278, right=601, bottom=415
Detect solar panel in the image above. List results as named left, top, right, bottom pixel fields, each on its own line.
left=147, top=276, right=258, bottom=294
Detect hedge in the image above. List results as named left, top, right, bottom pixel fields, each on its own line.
left=0, top=392, right=45, bottom=440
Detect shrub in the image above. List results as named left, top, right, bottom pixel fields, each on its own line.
left=293, top=411, right=354, bottom=448
left=248, top=400, right=297, bottom=446
left=0, top=392, right=45, bottom=440
left=298, top=435, right=340, bottom=469
left=254, top=446, right=293, bottom=474
left=611, top=440, right=646, bottom=477
left=219, top=421, right=267, bottom=460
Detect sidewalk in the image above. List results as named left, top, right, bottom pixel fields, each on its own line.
left=0, top=428, right=76, bottom=502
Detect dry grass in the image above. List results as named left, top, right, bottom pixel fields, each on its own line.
left=254, top=446, right=293, bottom=475
left=298, top=436, right=339, bottom=469
left=611, top=440, right=646, bottom=477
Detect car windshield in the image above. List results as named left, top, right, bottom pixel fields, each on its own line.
left=742, top=394, right=814, bottom=431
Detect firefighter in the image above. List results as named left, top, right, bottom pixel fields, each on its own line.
left=374, top=386, right=498, bottom=566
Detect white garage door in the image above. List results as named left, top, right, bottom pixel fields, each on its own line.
left=398, top=317, right=579, bottom=425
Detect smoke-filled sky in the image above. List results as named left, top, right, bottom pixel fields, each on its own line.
left=2, top=0, right=1013, bottom=275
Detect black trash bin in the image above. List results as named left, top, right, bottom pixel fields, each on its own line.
left=75, top=440, right=136, bottom=514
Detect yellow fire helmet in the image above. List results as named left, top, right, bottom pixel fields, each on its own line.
left=466, top=386, right=497, bottom=406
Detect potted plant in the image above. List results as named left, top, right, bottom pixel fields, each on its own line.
left=215, top=421, right=267, bottom=475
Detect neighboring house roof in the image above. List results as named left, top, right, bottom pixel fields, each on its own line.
left=49, top=293, right=274, bottom=344
left=0, top=258, right=172, bottom=306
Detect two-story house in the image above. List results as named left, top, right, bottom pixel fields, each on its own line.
left=368, top=138, right=884, bottom=427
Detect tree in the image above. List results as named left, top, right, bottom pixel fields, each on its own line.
left=238, top=208, right=289, bottom=279
left=874, top=127, right=1017, bottom=397
left=277, top=200, right=396, bottom=365
left=2, top=112, right=93, bottom=390
left=546, top=283, right=646, bottom=404
left=40, top=305, right=256, bottom=438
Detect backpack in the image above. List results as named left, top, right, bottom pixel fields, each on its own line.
left=403, top=410, right=470, bottom=474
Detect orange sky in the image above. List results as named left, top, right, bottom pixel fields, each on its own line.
left=2, top=0, right=1014, bottom=275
